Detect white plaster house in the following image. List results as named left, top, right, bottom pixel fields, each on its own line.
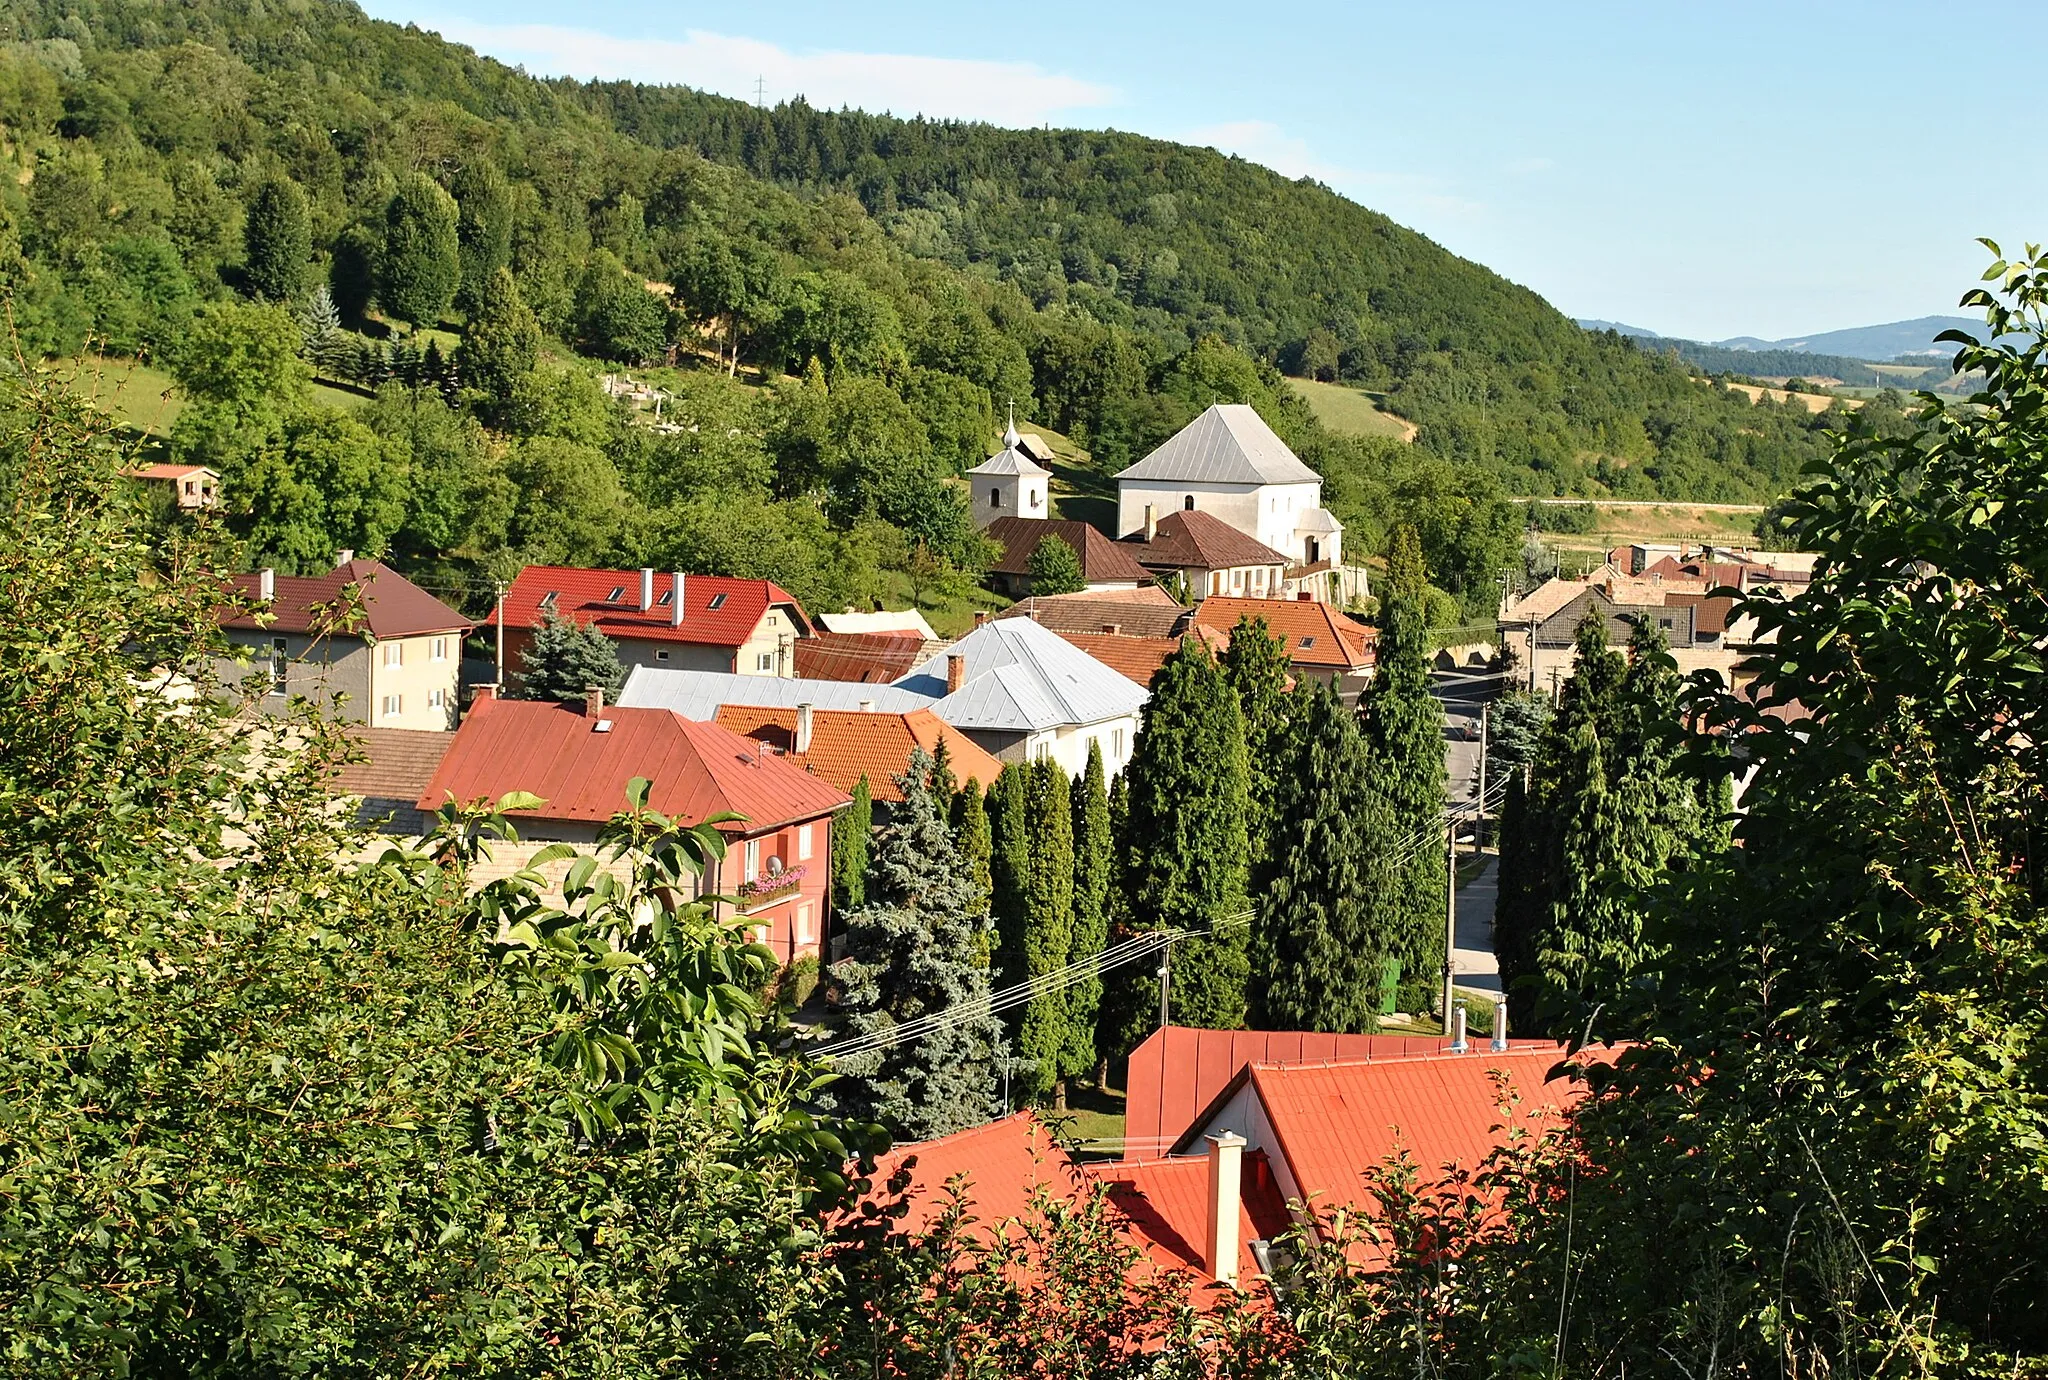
left=1113, top=405, right=1345, bottom=597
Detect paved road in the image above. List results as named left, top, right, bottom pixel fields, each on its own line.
left=1434, top=665, right=1511, bottom=804
left=1451, top=857, right=1501, bottom=997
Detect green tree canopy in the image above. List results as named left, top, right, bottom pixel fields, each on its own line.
left=1025, top=532, right=1086, bottom=595
left=378, top=171, right=460, bottom=328
left=1017, top=758, right=1074, bottom=1101
left=1220, top=613, right=1294, bottom=884
left=831, top=774, right=872, bottom=913
left=514, top=609, right=626, bottom=702
left=241, top=171, right=311, bottom=303
left=1065, top=743, right=1112, bottom=1089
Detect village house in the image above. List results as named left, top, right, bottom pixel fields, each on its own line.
left=1113, top=404, right=1345, bottom=599
left=1500, top=566, right=1777, bottom=694
left=216, top=556, right=471, bottom=731
left=993, top=587, right=1190, bottom=639
left=891, top=616, right=1148, bottom=776
left=487, top=566, right=813, bottom=680
left=616, top=667, right=933, bottom=719
left=1052, top=626, right=1230, bottom=690
left=793, top=631, right=928, bottom=684
left=712, top=703, right=1007, bottom=800
left=982, top=517, right=1155, bottom=597
left=126, top=462, right=220, bottom=509
left=1189, top=595, right=1376, bottom=691
left=415, top=688, right=847, bottom=965
left=1116, top=507, right=1292, bottom=600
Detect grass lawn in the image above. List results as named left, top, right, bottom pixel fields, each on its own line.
left=58, top=356, right=369, bottom=439
left=1288, top=376, right=1418, bottom=442
left=1050, top=1081, right=1127, bottom=1157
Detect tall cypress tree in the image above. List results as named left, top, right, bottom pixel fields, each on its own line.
left=987, top=763, right=1031, bottom=992
left=951, top=777, right=993, bottom=937
left=378, top=172, right=460, bottom=329
left=1018, top=759, right=1074, bottom=1102
left=831, top=776, right=872, bottom=914
left=1108, top=639, right=1251, bottom=1049
left=243, top=173, right=311, bottom=303
left=1098, top=768, right=1132, bottom=1089
left=1251, top=675, right=1401, bottom=1031
left=1359, top=523, right=1447, bottom=1014
left=456, top=268, right=540, bottom=415
left=826, top=751, right=1020, bottom=1139
left=1220, top=613, right=1294, bottom=887
left=1064, top=743, right=1112, bottom=1094
left=450, top=158, right=513, bottom=315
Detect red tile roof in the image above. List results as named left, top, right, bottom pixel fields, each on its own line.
left=1082, top=1151, right=1293, bottom=1284
left=485, top=566, right=811, bottom=649
left=986, top=518, right=1152, bottom=584
left=866, top=1112, right=1077, bottom=1241
left=1123, top=1026, right=1486, bottom=1161
left=792, top=630, right=926, bottom=683
left=220, top=558, right=471, bottom=639
left=1189, top=597, right=1376, bottom=672
left=333, top=727, right=455, bottom=801
left=711, top=704, right=1006, bottom=802
left=127, top=462, right=216, bottom=481
left=1118, top=509, right=1291, bottom=572
left=1055, top=628, right=1228, bottom=689
left=416, top=696, right=848, bottom=834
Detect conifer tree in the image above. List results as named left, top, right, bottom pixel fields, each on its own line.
left=1096, top=769, right=1131, bottom=1089
left=296, top=285, right=346, bottom=382
left=832, top=776, right=872, bottom=914
left=450, top=158, right=513, bottom=315
left=1018, top=759, right=1074, bottom=1102
left=1251, top=675, right=1400, bottom=1031
left=826, top=751, right=1019, bottom=1139
left=1064, top=743, right=1112, bottom=1090
left=378, top=172, right=460, bottom=329
left=513, top=610, right=625, bottom=702
left=1358, top=523, right=1447, bottom=1013
left=456, top=267, right=540, bottom=415
left=243, top=173, right=311, bottom=303
left=1220, top=613, right=1294, bottom=885
left=1108, top=639, right=1251, bottom=1047
left=1026, top=533, right=1086, bottom=595
left=987, top=762, right=1031, bottom=990
left=951, top=777, right=993, bottom=966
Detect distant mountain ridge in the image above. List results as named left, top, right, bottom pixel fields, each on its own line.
left=1578, top=315, right=1985, bottom=362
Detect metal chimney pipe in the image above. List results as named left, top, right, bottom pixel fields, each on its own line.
left=1451, top=1003, right=1469, bottom=1054
left=1491, top=1000, right=1508, bottom=1053
left=639, top=568, right=655, bottom=611
left=671, top=572, right=685, bottom=627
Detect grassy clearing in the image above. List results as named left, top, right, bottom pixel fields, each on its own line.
left=1052, top=1082, right=1127, bottom=1156
left=57, top=356, right=368, bottom=438
left=1288, top=376, right=1418, bottom=442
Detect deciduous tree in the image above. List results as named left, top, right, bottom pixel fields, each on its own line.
left=242, top=171, right=311, bottom=302
left=1026, top=532, right=1085, bottom=595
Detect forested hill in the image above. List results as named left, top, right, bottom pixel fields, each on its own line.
left=0, top=0, right=1866, bottom=616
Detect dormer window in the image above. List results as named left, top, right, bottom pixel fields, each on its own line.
left=1300, top=636, right=1317, bottom=649
left=707, top=593, right=728, bottom=610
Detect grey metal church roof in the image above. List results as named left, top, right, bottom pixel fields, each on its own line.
left=893, top=618, right=1147, bottom=732
left=964, top=444, right=1052, bottom=479
left=617, top=667, right=933, bottom=720
left=1112, top=403, right=1321, bottom=486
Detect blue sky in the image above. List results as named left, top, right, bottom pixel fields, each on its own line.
left=359, top=0, right=2044, bottom=342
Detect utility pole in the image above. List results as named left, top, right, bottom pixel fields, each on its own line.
left=754, top=75, right=766, bottom=109
left=1442, top=818, right=1458, bottom=1036
left=1158, top=940, right=1173, bottom=1031
left=1476, top=703, right=1489, bottom=851
left=493, top=580, right=506, bottom=689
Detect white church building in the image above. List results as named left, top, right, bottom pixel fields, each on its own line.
left=965, top=417, right=1055, bottom=528
left=1112, top=404, right=1344, bottom=598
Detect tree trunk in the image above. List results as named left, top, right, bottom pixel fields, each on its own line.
left=1094, top=1056, right=1110, bottom=1094
left=1052, top=1077, right=1068, bottom=1113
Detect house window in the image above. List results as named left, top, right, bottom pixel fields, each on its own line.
left=744, top=839, right=760, bottom=880
left=381, top=694, right=402, bottom=718
left=708, top=593, right=728, bottom=611
left=1232, top=569, right=1244, bottom=590
left=184, top=480, right=196, bottom=496
left=1659, top=617, right=1674, bottom=630
left=539, top=591, right=559, bottom=610
left=1300, top=636, right=1317, bottom=649
left=1184, top=495, right=1196, bottom=510
left=269, top=637, right=288, bottom=696
left=750, top=923, right=771, bottom=945
left=656, top=649, right=671, bottom=661
left=796, top=903, right=814, bottom=944
left=607, top=585, right=625, bottom=602
left=756, top=652, right=774, bottom=671
left=429, top=688, right=446, bottom=710
left=1029, top=487, right=1042, bottom=510
left=384, top=642, right=402, bottom=667
left=430, top=637, right=448, bottom=662
left=990, top=488, right=1003, bottom=508
left=798, top=823, right=814, bottom=861
left=1112, top=727, right=1125, bottom=758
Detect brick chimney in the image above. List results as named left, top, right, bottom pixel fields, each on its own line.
left=1143, top=503, right=1157, bottom=542
left=583, top=686, right=605, bottom=717
left=974, top=610, right=988, bottom=627
left=639, top=567, right=655, bottom=612
left=1297, top=591, right=1313, bottom=602
left=1204, top=1131, right=1247, bottom=1286
left=471, top=683, right=496, bottom=704
left=334, top=548, right=354, bottom=566
left=257, top=567, right=275, bottom=601
left=946, top=653, right=966, bottom=695
left=671, top=571, right=685, bottom=626
left=794, top=702, right=814, bottom=754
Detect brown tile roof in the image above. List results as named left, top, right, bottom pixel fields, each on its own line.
left=1056, top=629, right=1229, bottom=689
left=221, top=559, right=471, bottom=640
left=792, top=631, right=927, bottom=683
left=711, top=705, right=1005, bottom=801
left=1119, top=509, right=1290, bottom=572
left=333, top=727, right=456, bottom=801
left=986, top=518, right=1151, bottom=584
left=994, top=593, right=1188, bottom=639
left=1190, top=597, right=1376, bottom=672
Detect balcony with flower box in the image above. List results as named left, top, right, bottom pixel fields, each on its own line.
left=736, top=863, right=806, bottom=911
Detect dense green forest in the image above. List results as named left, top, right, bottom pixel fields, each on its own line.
left=0, top=0, right=1868, bottom=621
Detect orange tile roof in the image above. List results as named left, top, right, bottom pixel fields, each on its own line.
left=1055, top=628, right=1230, bottom=689
left=127, top=462, right=216, bottom=481
left=1190, top=597, right=1375, bottom=672
left=1082, top=1151, right=1293, bottom=1284
left=417, top=696, right=848, bottom=835
left=711, top=704, right=1005, bottom=801
left=865, top=1112, right=1078, bottom=1241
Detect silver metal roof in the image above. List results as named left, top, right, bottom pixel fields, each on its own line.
left=1297, top=505, right=1345, bottom=534
left=893, top=618, right=1147, bottom=732
left=964, top=443, right=1052, bottom=478
left=617, top=667, right=933, bottom=720
left=1112, top=404, right=1321, bottom=486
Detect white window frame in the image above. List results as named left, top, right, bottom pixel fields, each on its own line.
left=383, top=641, right=402, bottom=668
left=796, top=903, right=814, bottom=944
left=430, top=637, right=448, bottom=662
left=381, top=693, right=402, bottom=718
left=744, top=838, right=760, bottom=880
left=269, top=637, right=288, bottom=696
left=797, top=823, right=814, bottom=861
left=428, top=688, right=446, bottom=710
left=655, top=649, right=671, bottom=661
left=756, top=652, right=774, bottom=672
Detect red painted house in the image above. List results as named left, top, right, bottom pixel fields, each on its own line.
left=485, top=566, right=814, bottom=681
left=416, top=688, right=848, bottom=963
